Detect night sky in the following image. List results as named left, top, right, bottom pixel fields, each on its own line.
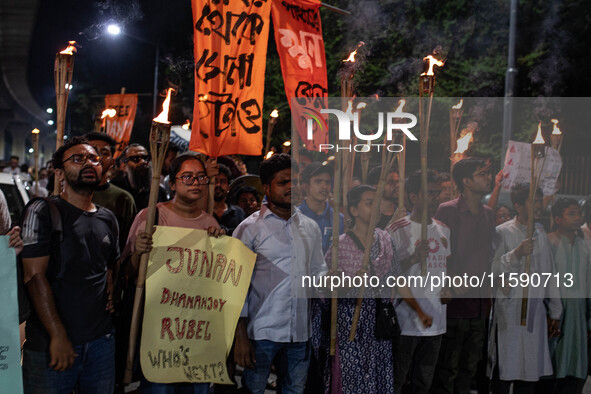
left=28, top=0, right=195, bottom=129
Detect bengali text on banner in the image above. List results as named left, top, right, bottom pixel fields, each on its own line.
left=190, top=0, right=272, bottom=157
left=272, top=0, right=328, bottom=151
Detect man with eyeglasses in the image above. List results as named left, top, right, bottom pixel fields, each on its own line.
left=112, top=143, right=168, bottom=210
left=20, top=136, right=120, bottom=392
left=121, top=154, right=223, bottom=393
left=432, top=157, right=495, bottom=394
left=213, top=163, right=245, bottom=236
left=84, top=132, right=137, bottom=250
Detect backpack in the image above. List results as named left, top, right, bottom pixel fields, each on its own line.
left=17, top=197, right=63, bottom=323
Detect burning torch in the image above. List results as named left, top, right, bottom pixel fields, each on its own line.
left=125, top=88, right=174, bottom=383
left=53, top=41, right=76, bottom=195
left=521, top=122, right=547, bottom=326
left=32, top=129, right=40, bottom=196
left=449, top=99, right=464, bottom=199
left=419, top=48, right=444, bottom=275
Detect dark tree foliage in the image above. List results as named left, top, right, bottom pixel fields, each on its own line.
left=66, top=0, right=590, bottom=165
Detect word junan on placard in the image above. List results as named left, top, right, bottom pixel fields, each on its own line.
left=164, top=247, right=243, bottom=287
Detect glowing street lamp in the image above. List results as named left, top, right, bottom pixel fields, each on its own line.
left=105, top=22, right=160, bottom=117
left=107, top=24, right=121, bottom=36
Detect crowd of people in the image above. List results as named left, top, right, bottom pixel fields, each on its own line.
left=1, top=135, right=591, bottom=394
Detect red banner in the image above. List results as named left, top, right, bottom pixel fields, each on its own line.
left=104, top=93, right=138, bottom=158
left=272, top=0, right=328, bottom=151
left=190, top=0, right=272, bottom=157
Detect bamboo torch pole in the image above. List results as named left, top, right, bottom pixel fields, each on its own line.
left=264, top=109, right=279, bottom=155
left=208, top=157, right=217, bottom=215
left=547, top=119, right=564, bottom=226
left=418, top=53, right=443, bottom=276
left=124, top=88, right=174, bottom=383
left=331, top=46, right=358, bottom=352
left=398, top=134, right=406, bottom=210
left=53, top=41, right=76, bottom=195
left=449, top=100, right=464, bottom=200
left=521, top=123, right=546, bottom=326
left=394, top=99, right=408, bottom=211
left=32, top=129, right=40, bottom=196
left=329, top=148, right=342, bottom=355
left=349, top=146, right=397, bottom=340
left=292, top=126, right=300, bottom=165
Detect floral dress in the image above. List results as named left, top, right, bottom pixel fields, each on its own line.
left=314, top=229, right=400, bottom=394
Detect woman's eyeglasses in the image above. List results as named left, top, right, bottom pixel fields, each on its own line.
left=176, top=174, right=210, bottom=185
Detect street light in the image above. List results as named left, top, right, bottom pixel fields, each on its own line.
left=105, top=23, right=160, bottom=117
left=107, top=24, right=121, bottom=36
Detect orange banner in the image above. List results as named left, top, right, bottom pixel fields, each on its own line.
left=190, top=0, right=272, bottom=157
left=104, top=93, right=138, bottom=158
left=272, top=0, right=328, bottom=151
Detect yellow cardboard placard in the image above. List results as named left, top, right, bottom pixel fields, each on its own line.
left=140, top=226, right=255, bottom=384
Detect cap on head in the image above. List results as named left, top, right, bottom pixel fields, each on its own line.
left=300, top=161, right=332, bottom=184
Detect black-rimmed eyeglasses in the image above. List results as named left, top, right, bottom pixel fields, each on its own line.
left=176, top=174, right=209, bottom=185
left=63, top=154, right=101, bottom=165
left=125, top=155, right=151, bottom=164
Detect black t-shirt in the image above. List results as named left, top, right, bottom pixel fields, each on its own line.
left=377, top=213, right=394, bottom=230
left=21, top=196, right=120, bottom=350
left=213, top=203, right=246, bottom=236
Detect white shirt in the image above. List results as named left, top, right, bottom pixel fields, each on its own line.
left=233, top=204, right=326, bottom=342
left=387, top=215, right=451, bottom=336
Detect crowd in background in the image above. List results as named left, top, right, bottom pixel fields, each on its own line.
left=1, top=136, right=591, bottom=394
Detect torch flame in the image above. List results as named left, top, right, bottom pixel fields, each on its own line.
left=551, top=119, right=561, bottom=135
left=533, top=122, right=545, bottom=144
left=421, top=55, right=444, bottom=76
left=270, top=109, right=279, bottom=118
left=283, top=141, right=291, bottom=147
left=265, top=151, right=274, bottom=159
left=59, top=41, right=77, bottom=55
left=394, top=99, right=406, bottom=114
left=452, top=99, right=463, bottom=110
left=454, top=132, right=473, bottom=154
left=357, top=102, right=367, bottom=110
left=345, top=99, right=354, bottom=117
left=343, top=42, right=365, bottom=63
left=153, top=88, right=174, bottom=124
left=101, top=109, right=116, bottom=119
left=32, top=128, right=40, bottom=134
left=182, top=119, right=191, bottom=130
